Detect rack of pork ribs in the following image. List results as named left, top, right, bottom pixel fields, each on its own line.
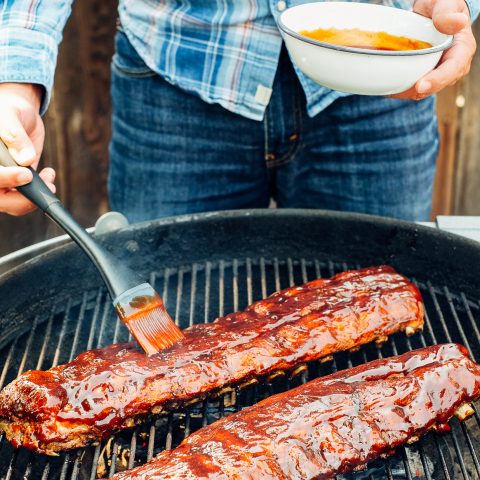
left=108, top=343, right=480, bottom=479
left=0, top=266, right=424, bottom=454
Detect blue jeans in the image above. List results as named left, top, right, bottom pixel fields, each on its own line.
left=109, top=31, right=439, bottom=223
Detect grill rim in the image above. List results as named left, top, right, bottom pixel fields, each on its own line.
left=1, top=208, right=480, bottom=479
left=2, top=208, right=480, bottom=282
left=1, top=208, right=480, bottom=353
left=2, top=208, right=480, bottom=275
left=0, top=260, right=480, bottom=479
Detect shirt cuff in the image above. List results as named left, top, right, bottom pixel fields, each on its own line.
left=0, top=27, right=59, bottom=116
left=465, top=0, right=479, bottom=21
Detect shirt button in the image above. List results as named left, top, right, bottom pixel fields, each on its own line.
left=277, top=1, right=287, bottom=12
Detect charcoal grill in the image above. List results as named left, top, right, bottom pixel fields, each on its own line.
left=1, top=209, right=480, bottom=480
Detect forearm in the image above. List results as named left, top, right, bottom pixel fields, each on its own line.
left=0, top=0, right=74, bottom=115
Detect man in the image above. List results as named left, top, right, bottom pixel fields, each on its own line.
left=0, top=0, right=477, bottom=221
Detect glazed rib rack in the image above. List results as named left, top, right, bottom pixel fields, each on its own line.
left=1, top=259, right=480, bottom=479
left=0, top=265, right=424, bottom=454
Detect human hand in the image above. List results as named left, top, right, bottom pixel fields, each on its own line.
left=0, top=83, right=56, bottom=216
left=390, top=0, right=476, bottom=100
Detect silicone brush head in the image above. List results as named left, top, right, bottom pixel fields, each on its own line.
left=114, top=283, right=184, bottom=355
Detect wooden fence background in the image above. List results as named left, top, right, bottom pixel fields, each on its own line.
left=1, top=0, right=479, bottom=258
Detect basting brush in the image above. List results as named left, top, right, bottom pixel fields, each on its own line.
left=0, top=140, right=183, bottom=355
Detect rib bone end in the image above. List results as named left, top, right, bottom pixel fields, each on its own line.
left=454, top=403, right=475, bottom=421
left=212, top=386, right=234, bottom=398
left=266, top=371, right=285, bottom=383
left=375, top=336, right=388, bottom=346
left=239, top=378, right=260, bottom=390
left=184, top=398, right=202, bottom=407
left=320, top=355, right=334, bottom=364
left=405, top=326, right=416, bottom=337
left=290, top=365, right=307, bottom=379
left=151, top=405, right=164, bottom=414
left=124, top=418, right=135, bottom=428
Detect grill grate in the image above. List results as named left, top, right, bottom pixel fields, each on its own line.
left=0, top=258, right=480, bottom=480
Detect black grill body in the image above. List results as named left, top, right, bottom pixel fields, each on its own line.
left=0, top=209, right=480, bottom=480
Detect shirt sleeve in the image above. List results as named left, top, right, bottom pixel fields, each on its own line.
left=465, top=0, right=479, bottom=21
left=0, top=1, right=74, bottom=115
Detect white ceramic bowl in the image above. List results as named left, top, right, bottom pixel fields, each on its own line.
left=278, top=2, right=453, bottom=95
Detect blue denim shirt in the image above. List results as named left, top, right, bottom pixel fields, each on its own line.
left=0, top=0, right=478, bottom=120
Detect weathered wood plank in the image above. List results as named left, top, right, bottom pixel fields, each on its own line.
left=453, top=20, right=480, bottom=215
left=44, top=0, right=116, bottom=221
left=0, top=0, right=117, bottom=258
left=432, top=85, right=460, bottom=218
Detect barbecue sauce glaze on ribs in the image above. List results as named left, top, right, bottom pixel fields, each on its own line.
left=0, top=266, right=424, bottom=454
left=108, top=344, right=480, bottom=480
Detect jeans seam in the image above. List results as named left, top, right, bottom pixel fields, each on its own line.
left=265, top=104, right=280, bottom=170
left=263, top=108, right=276, bottom=181
left=269, top=85, right=303, bottom=169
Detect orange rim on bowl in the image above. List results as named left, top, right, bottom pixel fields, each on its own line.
left=277, top=7, right=453, bottom=56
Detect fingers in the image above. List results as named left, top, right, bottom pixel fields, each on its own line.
left=38, top=168, right=56, bottom=187
left=0, top=166, right=33, bottom=189
left=0, top=190, right=38, bottom=216
left=431, top=0, right=469, bottom=34
left=433, top=12, right=469, bottom=35
left=389, top=24, right=475, bottom=100
left=0, top=83, right=49, bottom=215
left=0, top=167, right=56, bottom=216
left=419, top=30, right=475, bottom=91
left=413, top=0, right=469, bottom=34
left=0, top=111, right=37, bottom=166
left=0, top=83, right=45, bottom=167
left=388, top=86, right=430, bottom=101
left=419, top=57, right=467, bottom=94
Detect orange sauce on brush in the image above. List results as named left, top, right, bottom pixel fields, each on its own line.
left=299, top=27, right=433, bottom=51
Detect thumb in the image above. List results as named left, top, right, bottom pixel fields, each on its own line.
left=0, top=112, right=37, bottom=167
left=429, top=0, right=469, bottom=34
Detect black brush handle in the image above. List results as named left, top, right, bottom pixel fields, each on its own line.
left=0, top=140, right=142, bottom=299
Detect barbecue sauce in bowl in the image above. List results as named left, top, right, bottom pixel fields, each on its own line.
left=299, top=27, right=433, bottom=51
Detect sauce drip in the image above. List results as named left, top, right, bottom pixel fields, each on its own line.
left=299, top=27, right=433, bottom=51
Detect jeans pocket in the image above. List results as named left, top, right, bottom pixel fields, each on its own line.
left=112, top=31, right=156, bottom=78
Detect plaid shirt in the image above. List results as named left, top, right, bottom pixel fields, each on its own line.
left=0, top=0, right=478, bottom=120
